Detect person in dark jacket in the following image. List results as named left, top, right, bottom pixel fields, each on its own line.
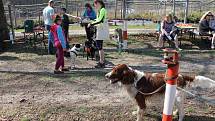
left=199, top=11, right=215, bottom=49
left=199, top=11, right=214, bottom=35
left=61, top=8, right=70, bottom=48
left=82, top=3, right=97, bottom=42
left=61, top=8, right=71, bottom=57
left=157, top=14, right=181, bottom=50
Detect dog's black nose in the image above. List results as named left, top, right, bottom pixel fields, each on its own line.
left=105, top=73, right=110, bottom=78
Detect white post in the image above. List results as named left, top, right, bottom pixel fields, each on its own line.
left=184, top=0, right=189, bottom=23
left=163, top=84, right=177, bottom=121
left=162, top=49, right=179, bottom=121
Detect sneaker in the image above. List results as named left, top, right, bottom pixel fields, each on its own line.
left=211, top=46, right=215, bottom=50
left=95, top=62, right=105, bottom=68
left=54, top=70, right=64, bottom=74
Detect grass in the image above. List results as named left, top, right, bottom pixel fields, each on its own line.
left=15, top=23, right=157, bottom=32
left=20, top=117, right=31, bottom=121
left=78, top=106, right=90, bottom=113
left=15, top=29, right=25, bottom=32
left=70, top=23, right=157, bottom=30
left=186, top=107, right=195, bottom=113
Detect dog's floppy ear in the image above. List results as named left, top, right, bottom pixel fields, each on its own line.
left=121, top=69, right=135, bottom=84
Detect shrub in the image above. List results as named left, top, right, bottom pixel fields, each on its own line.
left=127, top=12, right=160, bottom=21
left=187, top=11, right=203, bottom=23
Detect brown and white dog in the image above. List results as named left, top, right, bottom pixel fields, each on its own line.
left=105, top=64, right=215, bottom=121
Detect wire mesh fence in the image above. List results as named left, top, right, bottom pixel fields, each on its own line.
left=3, top=0, right=215, bottom=29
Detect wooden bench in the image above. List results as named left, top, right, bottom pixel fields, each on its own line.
left=190, top=30, right=214, bottom=49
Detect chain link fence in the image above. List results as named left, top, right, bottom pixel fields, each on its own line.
left=3, top=0, right=215, bottom=29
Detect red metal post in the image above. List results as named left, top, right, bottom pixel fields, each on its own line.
left=162, top=48, right=179, bottom=121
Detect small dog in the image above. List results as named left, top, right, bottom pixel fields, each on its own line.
left=112, top=28, right=123, bottom=49
left=84, top=40, right=97, bottom=60
left=69, top=44, right=81, bottom=69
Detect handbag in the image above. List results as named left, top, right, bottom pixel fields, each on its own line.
left=96, top=20, right=110, bottom=40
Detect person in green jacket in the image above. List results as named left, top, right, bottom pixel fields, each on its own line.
left=88, top=0, right=108, bottom=68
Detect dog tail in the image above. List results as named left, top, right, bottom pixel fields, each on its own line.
left=192, top=76, right=215, bottom=88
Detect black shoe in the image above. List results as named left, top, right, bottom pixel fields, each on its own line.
left=95, top=63, right=105, bottom=68
left=62, top=68, right=70, bottom=71
left=54, top=70, right=64, bottom=74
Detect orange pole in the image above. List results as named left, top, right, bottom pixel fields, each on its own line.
left=122, top=20, right=128, bottom=49
left=162, top=49, right=179, bottom=121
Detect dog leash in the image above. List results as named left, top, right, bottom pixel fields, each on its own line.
left=134, top=68, right=179, bottom=96
left=136, top=84, right=166, bottom=96
left=131, top=69, right=166, bottom=96
left=176, top=86, right=215, bottom=106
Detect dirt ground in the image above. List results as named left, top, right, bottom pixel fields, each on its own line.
left=0, top=34, right=215, bottom=121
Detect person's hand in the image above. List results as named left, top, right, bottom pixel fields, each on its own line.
left=87, top=23, right=91, bottom=28
left=167, top=35, right=172, bottom=40
left=63, top=48, right=67, bottom=52
left=76, top=17, right=81, bottom=20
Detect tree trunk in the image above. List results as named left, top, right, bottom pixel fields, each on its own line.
left=0, top=0, right=9, bottom=39
left=0, top=0, right=9, bottom=51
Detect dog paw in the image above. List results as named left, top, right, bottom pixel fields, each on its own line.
left=173, top=109, right=179, bottom=116
left=70, top=67, right=76, bottom=70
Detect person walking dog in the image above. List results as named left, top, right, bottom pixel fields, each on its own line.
left=88, top=0, right=109, bottom=68
left=49, top=15, right=68, bottom=74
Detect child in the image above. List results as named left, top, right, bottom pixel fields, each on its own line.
left=49, top=15, right=68, bottom=74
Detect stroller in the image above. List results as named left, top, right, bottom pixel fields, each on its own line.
left=80, top=17, right=98, bottom=60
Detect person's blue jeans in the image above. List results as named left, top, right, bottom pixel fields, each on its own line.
left=46, top=25, right=56, bottom=54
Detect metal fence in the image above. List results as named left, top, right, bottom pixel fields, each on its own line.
left=3, top=0, right=215, bottom=28
left=4, top=1, right=64, bottom=28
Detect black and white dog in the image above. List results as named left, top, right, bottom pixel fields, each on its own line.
left=69, top=44, right=82, bottom=69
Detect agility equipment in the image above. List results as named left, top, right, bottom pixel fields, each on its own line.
left=162, top=48, right=179, bottom=121
left=123, top=20, right=128, bottom=49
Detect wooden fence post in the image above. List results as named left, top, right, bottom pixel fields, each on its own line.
left=8, top=4, right=15, bottom=42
